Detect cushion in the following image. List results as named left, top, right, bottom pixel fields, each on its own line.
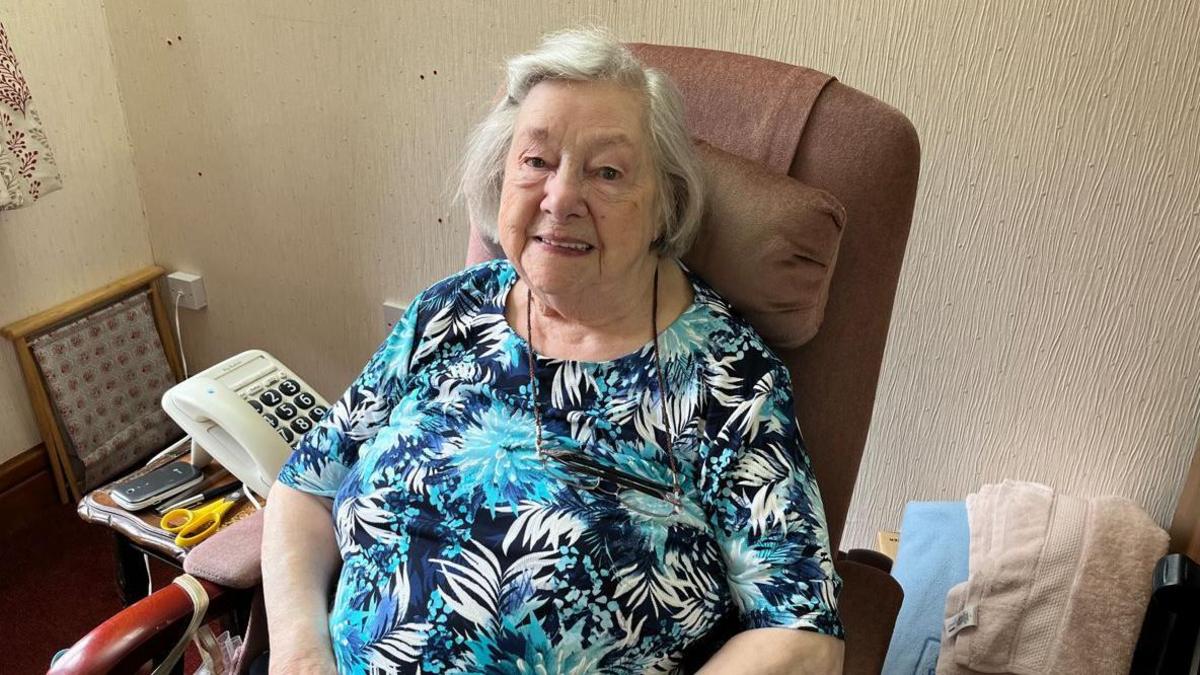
left=183, top=509, right=264, bottom=589
left=683, top=140, right=845, bottom=348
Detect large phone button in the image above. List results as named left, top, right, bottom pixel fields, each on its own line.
left=290, top=417, right=313, bottom=434
left=293, top=392, right=315, bottom=409
left=277, top=427, right=295, bottom=444
left=249, top=399, right=263, bottom=414
left=276, top=403, right=297, bottom=420
left=260, top=389, right=283, bottom=407
left=309, top=406, right=328, bottom=422
left=263, top=413, right=279, bottom=428
left=279, top=379, right=302, bottom=396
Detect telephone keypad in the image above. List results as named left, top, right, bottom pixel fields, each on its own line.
left=237, top=369, right=325, bottom=448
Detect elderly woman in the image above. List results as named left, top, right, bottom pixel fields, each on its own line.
left=263, top=29, right=843, bottom=675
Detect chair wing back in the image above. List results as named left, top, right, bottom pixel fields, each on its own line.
left=466, top=44, right=919, bottom=552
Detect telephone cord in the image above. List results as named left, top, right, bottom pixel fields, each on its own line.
left=172, top=289, right=190, bottom=379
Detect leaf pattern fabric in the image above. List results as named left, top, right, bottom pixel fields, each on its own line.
left=0, top=20, right=62, bottom=209
left=279, top=259, right=842, bottom=674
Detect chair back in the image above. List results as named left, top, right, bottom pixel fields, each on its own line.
left=466, top=44, right=920, bottom=552
left=2, top=266, right=186, bottom=502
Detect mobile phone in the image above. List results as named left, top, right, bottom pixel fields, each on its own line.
left=110, top=462, right=204, bottom=511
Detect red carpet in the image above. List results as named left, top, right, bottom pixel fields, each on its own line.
left=0, top=500, right=182, bottom=674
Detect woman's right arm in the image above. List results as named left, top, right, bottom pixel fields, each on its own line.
left=262, top=481, right=342, bottom=674
left=262, top=290, right=427, bottom=673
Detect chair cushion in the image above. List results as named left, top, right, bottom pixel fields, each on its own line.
left=683, top=141, right=845, bottom=348
left=183, top=509, right=264, bottom=589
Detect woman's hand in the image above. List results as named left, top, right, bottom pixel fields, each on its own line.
left=262, top=482, right=343, bottom=674
left=696, top=628, right=844, bottom=675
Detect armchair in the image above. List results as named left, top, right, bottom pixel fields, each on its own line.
left=49, top=43, right=919, bottom=674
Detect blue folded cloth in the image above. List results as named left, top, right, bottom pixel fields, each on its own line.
left=882, top=501, right=970, bottom=675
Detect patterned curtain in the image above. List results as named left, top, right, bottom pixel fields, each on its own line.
left=0, top=20, right=61, bottom=210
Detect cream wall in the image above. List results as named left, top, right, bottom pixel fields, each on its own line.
left=95, top=0, right=1199, bottom=546
left=0, top=1, right=153, bottom=465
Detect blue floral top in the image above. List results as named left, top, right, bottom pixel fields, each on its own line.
left=278, top=259, right=842, bottom=674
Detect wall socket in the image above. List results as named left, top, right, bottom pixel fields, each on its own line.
left=383, top=301, right=408, bottom=331
left=167, top=271, right=208, bottom=310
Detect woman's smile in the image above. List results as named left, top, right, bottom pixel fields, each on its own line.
left=532, top=234, right=595, bottom=255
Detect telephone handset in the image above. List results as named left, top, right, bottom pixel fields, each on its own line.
left=161, top=349, right=329, bottom=498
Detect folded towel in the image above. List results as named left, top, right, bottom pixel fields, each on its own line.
left=1047, top=497, right=1169, bottom=673
left=958, top=482, right=1057, bottom=672
left=937, top=481, right=1168, bottom=675
left=883, top=501, right=970, bottom=675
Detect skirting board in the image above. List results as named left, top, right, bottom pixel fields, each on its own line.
left=0, top=444, right=57, bottom=539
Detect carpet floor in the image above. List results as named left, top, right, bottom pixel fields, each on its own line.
left=0, top=500, right=184, bottom=674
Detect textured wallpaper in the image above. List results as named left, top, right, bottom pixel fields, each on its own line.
left=92, top=0, right=1200, bottom=546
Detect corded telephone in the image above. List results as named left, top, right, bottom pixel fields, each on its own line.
left=161, top=349, right=329, bottom=498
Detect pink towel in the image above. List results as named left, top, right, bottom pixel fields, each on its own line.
left=1047, top=497, right=1170, bottom=673
left=937, top=481, right=1167, bottom=675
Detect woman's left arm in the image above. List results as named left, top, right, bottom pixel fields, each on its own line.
left=700, top=358, right=845, bottom=673
left=697, top=628, right=843, bottom=675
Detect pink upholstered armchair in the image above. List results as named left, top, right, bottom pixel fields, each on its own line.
left=49, top=43, right=918, bottom=674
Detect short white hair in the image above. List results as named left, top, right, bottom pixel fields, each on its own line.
left=459, top=28, right=704, bottom=258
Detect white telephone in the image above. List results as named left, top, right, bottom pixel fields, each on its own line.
left=161, top=349, right=329, bottom=498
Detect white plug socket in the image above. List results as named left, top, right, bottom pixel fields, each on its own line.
left=383, top=301, right=408, bottom=331
left=167, top=271, right=208, bottom=310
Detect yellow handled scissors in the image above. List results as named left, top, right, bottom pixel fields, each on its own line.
left=159, top=489, right=243, bottom=547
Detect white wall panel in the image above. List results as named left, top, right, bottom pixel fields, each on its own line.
left=97, top=0, right=1200, bottom=546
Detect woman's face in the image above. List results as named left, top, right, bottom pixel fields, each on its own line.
left=498, top=79, right=660, bottom=300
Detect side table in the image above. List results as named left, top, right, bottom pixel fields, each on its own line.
left=77, top=443, right=261, bottom=605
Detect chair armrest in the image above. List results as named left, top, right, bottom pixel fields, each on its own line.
left=1130, top=554, right=1200, bottom=674
left=842, top=547, right=894, bottom=574
left=49, top=512, right=265, bottom=674
left=835, top=557, right=903, bottom=674
left=48, top=574, right=245, bottom=674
